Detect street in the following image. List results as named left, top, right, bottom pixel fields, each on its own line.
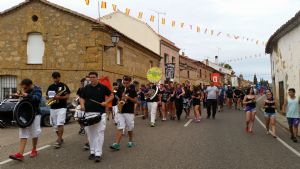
left=1, top=96, right=300, bottom=169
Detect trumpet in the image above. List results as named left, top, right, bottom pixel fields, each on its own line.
left=46, top=88, right=66, bottom=106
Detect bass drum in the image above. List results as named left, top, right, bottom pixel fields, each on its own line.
left=13, top=99, right=36, bottom=128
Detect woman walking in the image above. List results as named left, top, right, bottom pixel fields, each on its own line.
left=161, top=84, right=170, bottom=121
left=263, top=91, right=277, bottom=138
left=243, top=88, right=256, bottom=133
left=168, top=82, right=176, bottom=120
left=175, top=83, right=185, bottom=120
left=192, top=86, right=202, bottom=122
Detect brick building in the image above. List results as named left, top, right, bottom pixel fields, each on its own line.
left=0, top=0, right=161, bottom=99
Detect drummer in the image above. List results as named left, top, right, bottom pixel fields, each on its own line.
left=9, top=79, right=42, bottom=161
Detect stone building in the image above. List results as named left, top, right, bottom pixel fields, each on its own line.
left=0, top=0, right=161, bottom=100
left=179, top=55, right=221, bottom=86
left=160, top=35, right=180, bottom=82
left=266, top=11, right=300, bottom=109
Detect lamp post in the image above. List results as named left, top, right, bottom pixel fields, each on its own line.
left=104, top=32, right=120, bottom=51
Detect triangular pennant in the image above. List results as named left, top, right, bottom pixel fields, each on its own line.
left=101, top=1, right=107, bottom=9
left=112, top=4, right=117, bottom=12
left=85, top=0, right=89, bottom=5
left=162, top=18, right=166, bottom=25
left=125, top=8, right=130, bottom=15
left=150, top=15, right=155, bottom=22
left=138, top=12, right=143, bottom=19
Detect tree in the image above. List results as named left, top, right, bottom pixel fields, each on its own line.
left=219, top=62, right=232, bottom=70
left=253, top=74, right=258, bottom=85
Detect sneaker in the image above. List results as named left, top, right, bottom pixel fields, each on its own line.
left=292, top=137, right=298, bottom=143
left=9, top=153, right=24, bottom=161
left=78, top=128, right=85, bottom=135
left=245, top=127, right=249, bottom=133
left=95, top=156, right=102, bottom=163
left=110, top=143, right=120, bottom=151
left=30, top=150, right=37, bottom=158
left=54, top=140, right=62, bottom=149
left=150, top=123, right=155, bottom=127
left=83, top=143, right=90, bottom=151
left=127, top=142, right=134, bottom=148
left=88, top=154, right=95, bottom=160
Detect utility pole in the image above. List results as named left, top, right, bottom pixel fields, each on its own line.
left=149, top=9, right=166, bottom=34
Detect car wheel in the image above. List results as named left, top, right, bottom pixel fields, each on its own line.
left=42, top=115, right=51, bottom=127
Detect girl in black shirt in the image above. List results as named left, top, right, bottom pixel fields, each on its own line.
left=263, top=91, right=277, bottom=138
left=192, top=86, right=202, bottom=122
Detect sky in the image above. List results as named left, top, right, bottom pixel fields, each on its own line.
left=1, top=0, right=300, bottom=81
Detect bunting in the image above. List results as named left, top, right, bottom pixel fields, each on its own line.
left=85, top=0, right=89, bottom=5
left=172, top=20, right=175, bottom=27
left=101, top=1, right=107, bottom=9
left=223, top=53, right=268, bottom=63
left=180, top=22, right=184, bottom=28
left=190, top=25, right=193, bottom=30
left=112, top=4, right=117, bottom=12
left=162, top=18, right=166, bottom=25
left=197, top=26, right=200, bottom=32
left=138, top=12, right=143, bottom=19
left=150, top=15, right=155, bottom=22
left=210, top=30, right=214, bottom=36
left=125, top=8, right=130, bottom=16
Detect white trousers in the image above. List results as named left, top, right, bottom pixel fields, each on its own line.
left=147, top=102, right=158, bottom=123
left=116, top=113, right=135, bottom=131
left=85, top=113, right=106, bottom=157
left=112, top=105, right=118, bottom=124
left=19, top=115, right=41, bottom=139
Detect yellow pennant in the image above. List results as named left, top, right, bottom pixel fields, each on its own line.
left=101, top=1, right=107, bottom=9
left=150, top=15, right=155, bottom=22
left=112, top=4, right=117, bottom=11
left=172, top=20, right=175, bottom=27
left=162, top=18, right=166, bottom=25
left=125, top=8, right=130, bottom=15
left=138, top=12, right=143, bottom=19
left=180, top=22, right=184, bottom=28
left=197, top=26, right=200, bottom=32
left=85, top=0, right=89, bottom=5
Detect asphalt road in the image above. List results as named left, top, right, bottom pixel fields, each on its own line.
left=1, top=96, right=300, bottom=169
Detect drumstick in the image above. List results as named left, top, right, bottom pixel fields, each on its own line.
left=89, top=99, right=102, bottom=105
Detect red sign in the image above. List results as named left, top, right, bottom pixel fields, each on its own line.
left=211, top=73, right=220, bottom=86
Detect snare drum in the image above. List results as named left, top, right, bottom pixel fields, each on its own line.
left=79, top=113, right=102, bottom=126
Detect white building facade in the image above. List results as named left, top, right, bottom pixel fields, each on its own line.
left=266, top=11, right=300, bottom=109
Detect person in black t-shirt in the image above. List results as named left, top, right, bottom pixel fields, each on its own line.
left=112, top=82, right=122, bottom=125
left=9, top=79, right=42, bottom=161
left=226, top=85, right=234, bottom=109
left=46, top=72, right=70, bottom=149
left=233, top=87, right=242, bottom=110
left=139, top=84, right=148, bottom=119
left=183, top=85, right=192, bottom=119
left=146, top=82, right=159, bottom=127
left=110, top=76, right=137, bottom=151
left=80, top=72, right=113, bottom=162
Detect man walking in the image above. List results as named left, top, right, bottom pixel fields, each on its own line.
left=205, top=82, right=219, bottom=119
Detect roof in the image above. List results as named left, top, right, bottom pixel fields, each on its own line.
left=159, top=35, right=180, bottom=51
left=0, top=0, right=161, bottom=59
left=265, top=10, right=300, bottom=54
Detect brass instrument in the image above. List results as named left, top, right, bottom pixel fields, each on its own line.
left=46, top=88, right=66, bottom=106
left=117, top=89, right=128, bottom=112
left=71, top=96, right=80, bottom=107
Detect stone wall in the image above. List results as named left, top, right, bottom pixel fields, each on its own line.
left=0, top=1, right=160, bottom=97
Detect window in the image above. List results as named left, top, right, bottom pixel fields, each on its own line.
left=187, top=71, right=190, bottom=78
left=150, top=61, right=153, bottom=68
left=172, top=56, right=175, bottom=63
left=200, top=69, right=202, bottom=78
left=27, top=33, right=45, bottom=64
left=164, top=54, right=169, bottom=64
left=116, top=47, right=123, bottom=65
left=0, top=76, right=17, bottom=101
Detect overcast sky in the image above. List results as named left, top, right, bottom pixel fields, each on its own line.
left=1, top=0, right=300, bottom=81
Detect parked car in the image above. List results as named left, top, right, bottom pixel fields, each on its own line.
left=0, top=98, right=74, bottom=127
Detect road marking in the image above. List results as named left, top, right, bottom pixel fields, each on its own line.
left=184, top=119, right=193, bottom=127
left=0, top=145, right=51, bottom=165
left=255, top=116, right=300, bottom=158
left=135, top=115, right=144, bottom=118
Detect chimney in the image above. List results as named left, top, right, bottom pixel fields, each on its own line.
left=182, top=51, right=185, bottom=56
left=205, top=59, right=209, bottom=65
left=215, top=56, right=219, bottom=64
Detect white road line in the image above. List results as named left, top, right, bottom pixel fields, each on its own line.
left=255, top=116, right=300, bottom=158
left=135, top=115, right=144, bottom=118
left=184, top=119, right=193, bottom=127
left=0, top=145, right=51, bottom=165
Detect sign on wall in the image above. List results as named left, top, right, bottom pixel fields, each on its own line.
left=211, top=73, right=220, bottom=86
left=165, top=63, right=175, bottom=80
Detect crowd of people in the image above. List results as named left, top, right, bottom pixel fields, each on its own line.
left=7, top=72, right=299, bottom=163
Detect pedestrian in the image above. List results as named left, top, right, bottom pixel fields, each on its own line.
left=218, top=86, right=225, bottom=112
left=233, top=87, right=242, bottom=110
left=74, top=78, right=86, bottom=135
left=46, top=72, right=71, bottom=149
left=205, top=82, right=219, bottom=119
left=243, top=88, right=256, bottom=133
left=110, top=76, right=137, bottom=150
left=161, top=83, right=170, bottom=121
left=263, top=91, right=277, bottom=138
left=146, top=82, right=159, bottom=127
left=183, top=84, right=192, bottom=119
left=139, top=84, right=148, bottom=120
left=226, top=85, right=234, bottom=109
left=168, top=82, right=176, bottom=120
left=175, top=83, right=185, bottom=120
left=282, top=88, right=299, bottom=143
left=192, top=86, right=202, bottom=122
left=80, top=72, right=114, bottom=162
left=203, top=85, right=207, bottom=109
left=9, top=79, right=42, bottom=161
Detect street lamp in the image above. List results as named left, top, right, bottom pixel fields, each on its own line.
left=104, top=32, right=120, bottom=51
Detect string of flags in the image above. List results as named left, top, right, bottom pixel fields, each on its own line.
left=222, top=53, right=268, bottom=63
left=84, top=0, right=267, bottom=46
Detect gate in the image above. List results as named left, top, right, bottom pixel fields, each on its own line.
left=0, top=76, right=17, bottom=101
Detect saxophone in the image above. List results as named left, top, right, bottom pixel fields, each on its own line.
left=46, top=88, right=67, bottom=106
left=117, top=89, right=128, bottom=112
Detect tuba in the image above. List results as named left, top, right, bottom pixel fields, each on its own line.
left=46, top=88, right=66, bottom=106
left=145, top=67, right=162, bottom=100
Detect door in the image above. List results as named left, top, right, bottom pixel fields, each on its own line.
left=278, top=81, right=284, bottom=110
left=0, top=76, right=17, bottom=101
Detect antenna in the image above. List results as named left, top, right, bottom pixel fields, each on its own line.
left=149, top=9, right=166, bottom=34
